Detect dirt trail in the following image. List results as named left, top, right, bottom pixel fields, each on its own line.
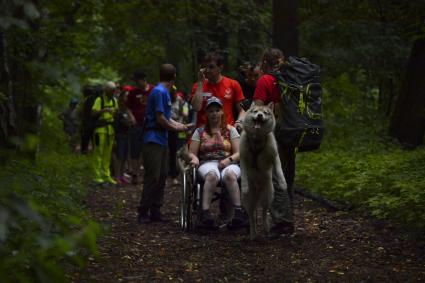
left=76, top=180, right=425, bottom=282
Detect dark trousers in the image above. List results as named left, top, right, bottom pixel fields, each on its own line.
left=80, top=127, right=93, bottom=154
left=270, top=145, right=296, bottom=224
left=138, top=143, right=169, bottom=215
left=279, top=145, right=296, bottom=205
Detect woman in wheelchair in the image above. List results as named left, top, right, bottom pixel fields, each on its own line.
left=187, top=97, right=246, bottom=229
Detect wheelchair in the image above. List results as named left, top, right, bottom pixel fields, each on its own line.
left=178, top=158, right=237, bottom=231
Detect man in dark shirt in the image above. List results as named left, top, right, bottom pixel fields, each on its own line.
left=126, top=69, right=154, bottom=184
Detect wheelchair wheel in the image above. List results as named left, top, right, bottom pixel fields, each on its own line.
left=192, top=182, right=202, bottom=230
left=180, top=169, right=191, bottom=230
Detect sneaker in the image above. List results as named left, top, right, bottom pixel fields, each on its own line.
left=119, top=176, right=130, bottom=185
left=268, top=221, right=295, bottom=239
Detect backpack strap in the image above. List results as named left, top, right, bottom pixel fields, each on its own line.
left=94, top=96, right=116, bottom=130
left=100, top=95, right=116, bottom=109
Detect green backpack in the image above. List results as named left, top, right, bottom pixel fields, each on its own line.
left=272, top=56, right=324, bottom=152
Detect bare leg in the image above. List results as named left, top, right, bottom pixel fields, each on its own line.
left=222, top=170, right=241, bottom=206
left=202, top=172, right=219, bottom=210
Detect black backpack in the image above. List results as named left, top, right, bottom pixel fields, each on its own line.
left=81, top=85, right=102, bottom=131
left=272, top=56, right=324, bottom=152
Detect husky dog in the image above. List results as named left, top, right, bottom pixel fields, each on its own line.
left=240, top=104, right=287, bottom=240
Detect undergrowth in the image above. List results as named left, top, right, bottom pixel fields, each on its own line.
left=0, top=103, right=100, bottom=282
left=296, top=73, right=425, bottom=232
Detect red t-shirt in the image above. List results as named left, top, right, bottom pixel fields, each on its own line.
left=122, top=85, right=135, bottom=92
left=126, top=84, right=154, bottom=125
left=190, top=76, right=244, bottom=127
left=253, top=74, right=281, bottom=104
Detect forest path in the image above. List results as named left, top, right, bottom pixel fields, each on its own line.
left=76, top=179, right=425, bottom=282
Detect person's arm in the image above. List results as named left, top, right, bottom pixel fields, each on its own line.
left=219, top=127, right=240, bottom=169
left=252, top=75, right=270, bottom=106
left=91, top=97, right=113, bottom=117
left=235, top=104, right=246, bottom=127
left=156, top=112, right=187, bottom=132
left=233, top=80, right=246, bottom=130
left=91, top=97, right=103, bottom=117
left=229, top=137, right=240, bottom=162
left=188, top=131, right=201, bottom=167
left=152, top=88, right=187, bottom=132
left=191, top=69, right=206, bottom=112
left=127, top=109, right=137, bottom=126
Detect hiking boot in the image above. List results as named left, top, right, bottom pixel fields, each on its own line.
left=199, top=209, right=216, bottom=229
left=268, top=221, right=295, bottom=239
left=228, top=207, right=248, bottom=230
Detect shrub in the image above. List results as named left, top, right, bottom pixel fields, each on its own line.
left=296, top=74, right=425, bottom=231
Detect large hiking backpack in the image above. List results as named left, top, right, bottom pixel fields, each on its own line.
left=272, top=56, right=324, bottom=152
left=81, top=85, right=101, bottom=131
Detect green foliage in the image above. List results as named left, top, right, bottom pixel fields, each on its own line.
left=296, top=75, right=425, bottom=231
left=298, top=145, right=425, bottom=230
left=0, top=3, right=423, bottom=282
left=0, top=103, right=100, bottom=282
left=0, top=153, right=100, bottom=283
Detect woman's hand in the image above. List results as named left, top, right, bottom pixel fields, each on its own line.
left=190, top=156, right=199, bottom=168
left=218, top=157, right=231, bottom=170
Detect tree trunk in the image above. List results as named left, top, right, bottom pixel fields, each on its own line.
left=389, top=38, right=425, bottom=146
left=272, top=0, right=298, bottom=57
left=378, top=78, right=396, bottom=117
left=0, top=30, right=17, bottom=149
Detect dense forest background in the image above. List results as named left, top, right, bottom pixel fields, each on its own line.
left=0, top=0, right=424, bottom=281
